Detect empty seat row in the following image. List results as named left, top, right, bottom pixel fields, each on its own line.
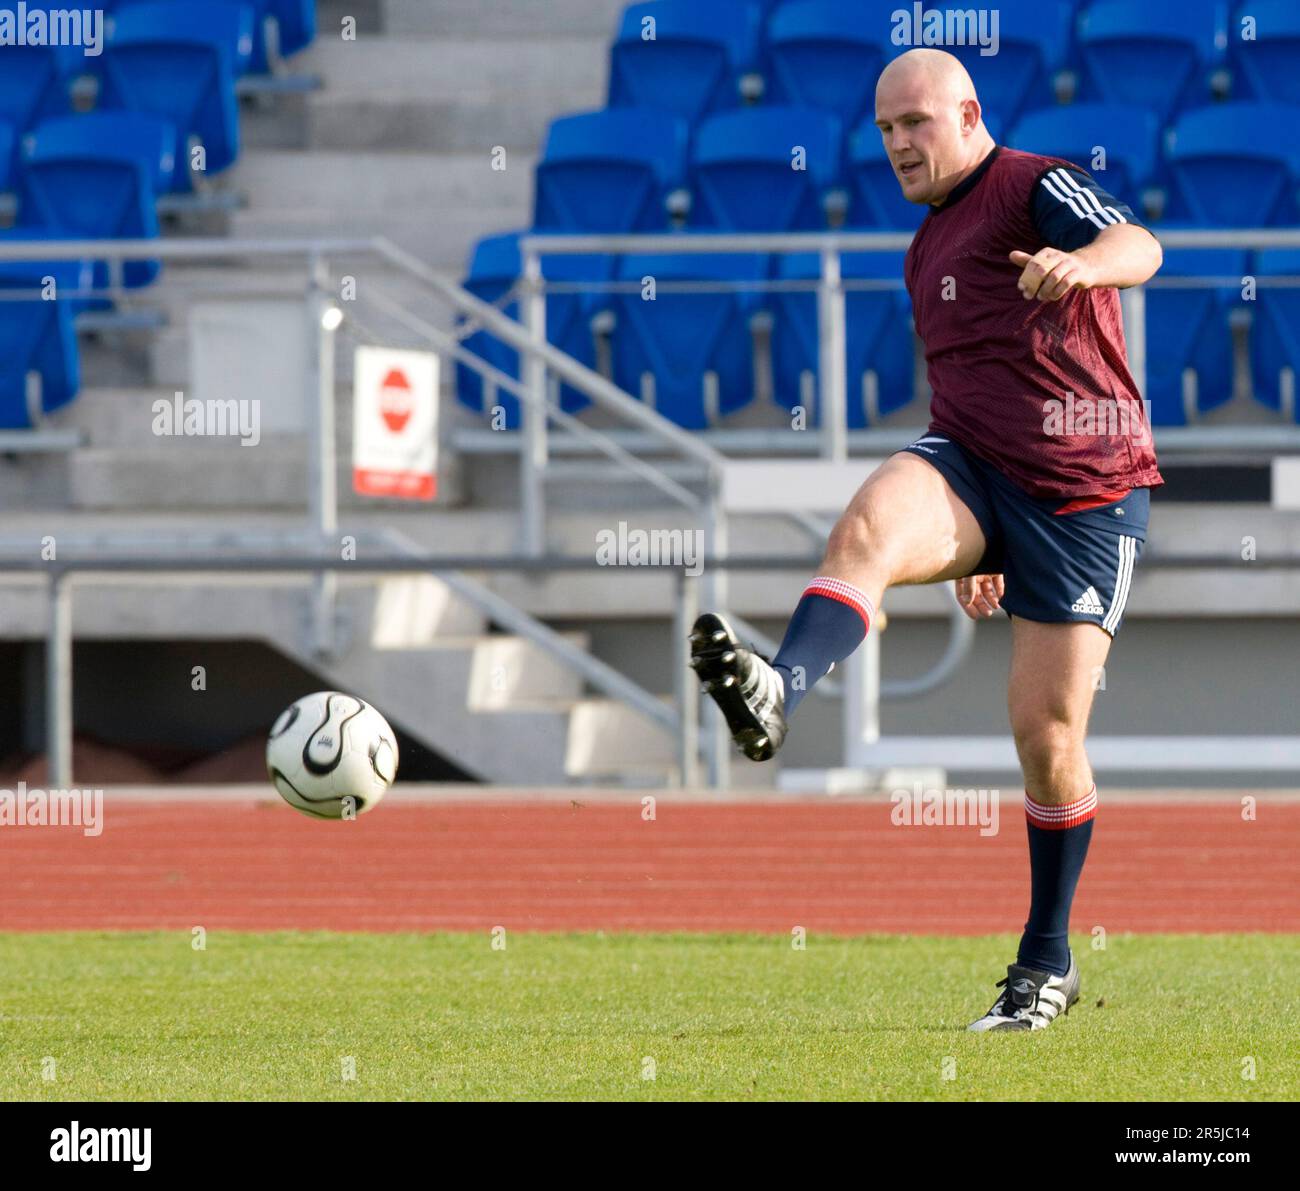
left=0, top=2, right=261, bottom=191
left=2, top=1, right=316, bottom=192
left=534, top=100, right=1300, bottom=233
left=458, top=233, right=912, bottom=431
left=457, top=236, right=1300, bottom=429
left=0, top=0, right=318, bottom=429
left=609, top=0, right=1295, bottom=128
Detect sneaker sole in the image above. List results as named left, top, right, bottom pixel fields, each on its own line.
left=688, top=613, right=779, bottom=762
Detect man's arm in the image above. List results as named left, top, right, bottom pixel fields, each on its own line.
left=1011, top=224, right=1162, bottom=301
left=1012, top=163, right=1163, bottom=301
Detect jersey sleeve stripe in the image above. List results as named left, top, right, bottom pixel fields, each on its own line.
left=1055, top=169, right=1124, bottom=226
left=1040, top=170, right=1106, bottom=229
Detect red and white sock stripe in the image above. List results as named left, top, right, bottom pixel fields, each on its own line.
left=804, top=576, right=874, bottom=631
left=1025, top=785, right=1097, bottom=830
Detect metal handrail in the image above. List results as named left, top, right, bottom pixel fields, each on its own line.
left=379, top=529, right=676, bottom=735
left=353, top=283, right=703, bottom=512
left=371, top=238, right=724, bottom=471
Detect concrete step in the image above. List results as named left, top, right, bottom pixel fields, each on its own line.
left=383, top=0, right=627, bottom=38
left=369, top=574, right=487, bottom=646
left=467, top=630, right=590, bottom=711
left=301, top=35, right=609, bottom=101
left=60, top=444, right=466, bottom=511
left=303, top=93, right=580, bottom=153
left=230, top=150, right=534, bottom=216
left=319, top=0, right=383, bottom=36
left=306, top=635, right=574, bottom=784
left=228, top=207, right=523, bottom=271
left=564, top=696, right=676, bottom=780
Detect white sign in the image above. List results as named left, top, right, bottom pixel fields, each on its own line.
left=352, top=346, right=438, bottom=500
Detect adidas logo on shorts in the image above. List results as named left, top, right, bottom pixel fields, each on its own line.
left=1071, top=586, right=1105, bottom=615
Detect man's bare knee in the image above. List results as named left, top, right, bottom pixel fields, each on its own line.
left=824, top=502, right=888, bottom=570
left=1012, top=711, right=1087, bottom=792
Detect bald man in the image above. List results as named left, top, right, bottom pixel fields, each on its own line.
left=691, top=49, right=1163, bottom=1031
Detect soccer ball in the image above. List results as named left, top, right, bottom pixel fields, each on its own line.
left=266, top=691, right=398, bottom=819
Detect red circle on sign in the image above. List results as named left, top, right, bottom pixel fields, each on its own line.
left=380, top=368, right=413, bottom=433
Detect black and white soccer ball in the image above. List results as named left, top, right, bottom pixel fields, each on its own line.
left=266, top=691, right=398, bottom=819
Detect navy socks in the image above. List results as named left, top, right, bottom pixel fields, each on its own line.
left=772, top=576, right=875, bottom=718
left=1016, top=786, right=1098, bottom=976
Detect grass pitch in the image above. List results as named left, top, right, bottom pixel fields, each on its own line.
left=0, top=931, right=1294, bottom=1101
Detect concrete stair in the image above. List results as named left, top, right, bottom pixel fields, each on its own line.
left=284, top=575, right=677, bottom=785
left=564, top=697, right=676, bottom=782
left=382, top=0, right=627, bottom=38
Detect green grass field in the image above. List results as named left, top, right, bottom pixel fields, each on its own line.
left=0, top=932, right=1294, bottom=1101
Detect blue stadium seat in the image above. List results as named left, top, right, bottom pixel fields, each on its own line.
left=691, top=106, right=844, bottom=231
left=254, top=0, right=314, bottom=62
left=766, top=1, right=887, bottom=128
left=611, top=251, right=769, bottom=428
left=1251, top=249, right=1300, bottom=421
left=1166, top=103, right=1300, bottom=225
left=1144, top=246, right=1246, bottom=425
left=1007, top=104, right=1160, bottom=202
left=0, top=269, right=80, bottom=427
left=771, top=251, right=913, bottom=428
left=1232, top=1, right=1300, bottom=104
left=1077, top=0, right=1228, bottom=123
left=534, top=108, right=689, bottom=233
left=0, top=119, right=13, bottom=192
left=609, top=0, right=762, bottom=122
left=100, top=3, right=254, bottom=191
left=911, top=0, right=1075, bottom=127
left=0, top=3, right=81, bottom=141
left=19, top=112, right=176, bottom=286
left=455, top=231, right=610, bottom=429
left=110, top=0, right=316, bottom=74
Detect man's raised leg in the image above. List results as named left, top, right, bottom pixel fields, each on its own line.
left=690, top=452, right=987, bottom=760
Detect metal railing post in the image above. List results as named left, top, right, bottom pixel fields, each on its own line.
left=703, top=467, right=730, bottom=790
left=843, top=623, right=880, bottom=770
left=818, top=244, right=848, bottom=462
left=46, top=570, right=73, bottom=787
left=1121, top=284, right=1147, bottom=399
left=674, top=568, right=701, bottom=788
left=521, top=246, right=548, bottom=557
left=306, top=253, right=338, bottom=657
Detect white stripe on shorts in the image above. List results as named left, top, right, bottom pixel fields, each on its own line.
left=1102, top=536, right=1136, bottom=635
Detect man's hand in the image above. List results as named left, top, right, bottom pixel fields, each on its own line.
left=1010, top=247, right=1096, bottom=302
left=956, top=573, right=1004, bottom=620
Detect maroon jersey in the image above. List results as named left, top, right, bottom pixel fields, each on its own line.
left=904, top=146, right=1163, bottom=499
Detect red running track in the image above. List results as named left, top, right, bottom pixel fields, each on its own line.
left=0, top=798, right=1296, bottom=933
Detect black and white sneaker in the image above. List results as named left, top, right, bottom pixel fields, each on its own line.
left=689, top=612, right=787, bottom=761
left=967, top=953, right=1081, bottom=1032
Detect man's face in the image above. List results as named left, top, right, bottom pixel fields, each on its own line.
left=874, top=74, right=973, bottom=206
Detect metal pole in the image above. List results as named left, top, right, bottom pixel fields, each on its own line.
left=703, top=469, right=730, bottom=790
left=1121, top=284, right=1147, bottom=399
left=521, top=246, right=548, bottom=557
left=843, top=626, right=880, bottom=770
left=46, top=571, right=73, bottom=787
left=307, top=254, right=338, bottom=657
left=818, top=245, right=848, bottom=462
left=674, top=569, right=701, bottom=788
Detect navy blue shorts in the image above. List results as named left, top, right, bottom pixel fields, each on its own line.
left=900, top=434, right=1149, bottom=637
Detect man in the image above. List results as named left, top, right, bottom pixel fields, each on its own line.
left=690, top=48, right=1163, bottom=1031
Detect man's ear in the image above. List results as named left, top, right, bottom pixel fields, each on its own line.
left=961, top=97, right=981, bottom=136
